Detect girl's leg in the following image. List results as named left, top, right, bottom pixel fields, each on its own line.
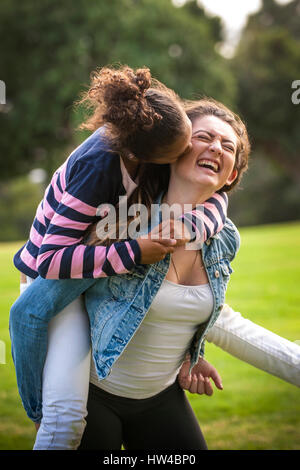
left=9, top=276, right=95, bottom=422
left=33, top=295, right=91, bottom=450
left=78, top=384, right=123, bottom=450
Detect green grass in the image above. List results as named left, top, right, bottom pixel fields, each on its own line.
left=0, top=222, right=300, bottom=450
left=188, top=221, right=300, bottom=450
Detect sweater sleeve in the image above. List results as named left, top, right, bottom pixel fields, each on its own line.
left=206, top=304, right=300, bottom=388
left=36, top=160, right=141, bottom=279
left=179, top=192, right=228, bottom=243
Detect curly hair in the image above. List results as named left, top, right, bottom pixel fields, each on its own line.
left=77, top=65, right=187, bottom=162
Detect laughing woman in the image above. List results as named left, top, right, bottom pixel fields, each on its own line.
left=77, top=99, right=300, bottom=450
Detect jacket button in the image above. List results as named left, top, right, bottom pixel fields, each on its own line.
left=206, top=239, right=211, bottom=246
left=215, top=270, right=220, bottom=278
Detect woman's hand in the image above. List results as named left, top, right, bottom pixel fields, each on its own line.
left=178, top=356, right=223, bottom=396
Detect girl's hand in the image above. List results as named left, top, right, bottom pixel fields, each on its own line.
left=137, top=219, right=190, bottom=264
left=178, top=356, right=223, bottom=396
left=148, top=219, right=191, bottom=246
left=137, top=238, right=176, bottom=264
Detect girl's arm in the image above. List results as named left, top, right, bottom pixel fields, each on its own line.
left=35, top=159, right=142, bottom=279
left=180, top=192, right=228, bottom=244
left=206, top=304, right=300, bottom=387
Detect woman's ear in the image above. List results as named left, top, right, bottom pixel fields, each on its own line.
left=225, top=168, right=238, bottom=186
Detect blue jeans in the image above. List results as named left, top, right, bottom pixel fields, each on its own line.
left=9, top=276, right=96, bottom=422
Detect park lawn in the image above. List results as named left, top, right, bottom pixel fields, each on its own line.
left=0, top=222, right=300, bottom=450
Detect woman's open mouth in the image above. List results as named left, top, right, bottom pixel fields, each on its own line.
left=197, top=159, right=219, bottom=173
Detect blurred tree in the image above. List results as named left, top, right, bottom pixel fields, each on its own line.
left=229, top=154, right=300, bottom=227
left=0, top=177, right=42, bottom=241
left=246, top=0, right=300, bottom=40
left=232, top=0, right=300, bottom=184
left=0, top=0, right=236, bottom=181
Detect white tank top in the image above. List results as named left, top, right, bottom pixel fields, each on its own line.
left=90, top=279, right=214, bottom=398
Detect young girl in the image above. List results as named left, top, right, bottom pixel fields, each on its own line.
left=10, top=68, right=229, bottom=448
left=14, top=65, right=195, bottom=282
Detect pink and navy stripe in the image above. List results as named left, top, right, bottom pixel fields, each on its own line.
left=14, top=128, right=228, bottom=280
left=180, top=193, right=228, bottom=244
left=14, top=129, right=141, bottom=279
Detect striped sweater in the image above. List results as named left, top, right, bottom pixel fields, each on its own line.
left=13, top=128, right=228, bottom=280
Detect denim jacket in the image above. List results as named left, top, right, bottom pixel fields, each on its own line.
left=10, top=193, right=240, bottom=421
left=85, top=217, right=240, bottom=380
left=83, top=191, right=240, bottom=378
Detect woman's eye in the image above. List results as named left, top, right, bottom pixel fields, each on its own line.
left=195, top=134, right=210, bottom=141
left=224, top=145, right=234, bottom=152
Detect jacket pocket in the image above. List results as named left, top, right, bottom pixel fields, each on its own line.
left=220, top=259, right=233, bottom=276
left=219, top=258, right=233, bottom=294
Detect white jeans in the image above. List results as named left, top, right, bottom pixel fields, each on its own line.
left=22, top=277, right=91, bottom=450
left=20, top=279, right=300, bottom=450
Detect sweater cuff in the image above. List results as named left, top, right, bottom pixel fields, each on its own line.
left=178, top=213, right=204, bottom=244
left=129, top=239, right=141, bottom=265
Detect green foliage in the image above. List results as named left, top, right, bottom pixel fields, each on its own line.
left=0, top=0, right=235, bottom=180
left=0, top=0, right=300, bottom=240
left=228, top=154, right=300, bottom=227
left=0, top=177, right=42, bottom=242
left=232, top=0, right=300, bottom=183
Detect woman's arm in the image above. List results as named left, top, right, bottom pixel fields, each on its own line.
left=206, top=304, right=300, bottom=387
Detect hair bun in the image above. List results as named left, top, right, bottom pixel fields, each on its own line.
left=79, top=65, right=163, bottom=135
left=90, top=66, right=159, bottom=133
left=134, top=68, right=151, bottom=94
